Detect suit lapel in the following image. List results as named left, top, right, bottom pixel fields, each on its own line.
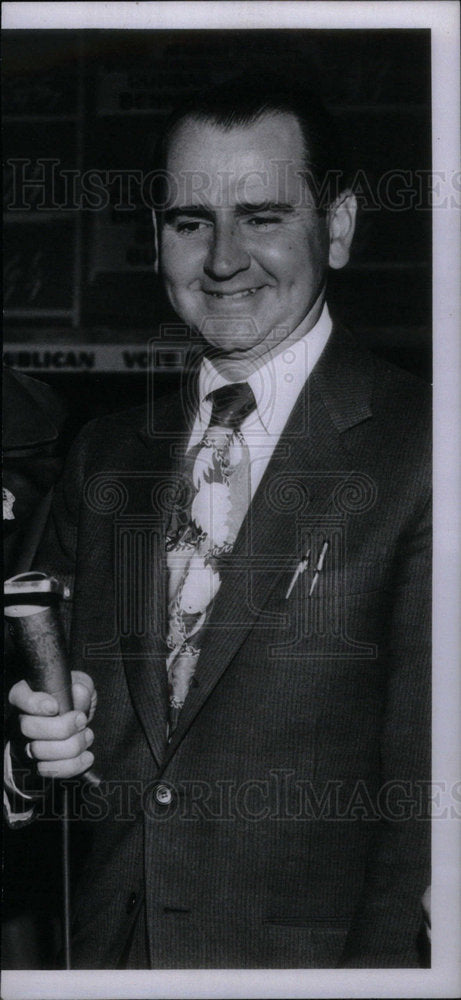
left=162, top=325, right=375, bottom=762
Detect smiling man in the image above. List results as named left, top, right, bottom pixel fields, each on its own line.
left=156, top=87, right=354, bottom=368
left=158, top=111, right=351, bottom=361
left=5, top=73, right=431, bottom=969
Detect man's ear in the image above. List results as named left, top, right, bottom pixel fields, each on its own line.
left=152, top=209, right=160, bottom=275
left=328, top=191, right=357, bottom=270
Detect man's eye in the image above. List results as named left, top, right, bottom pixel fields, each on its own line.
left=246, top=216, right=282, bottom=229
left=175, top=220, right=209, bottom=234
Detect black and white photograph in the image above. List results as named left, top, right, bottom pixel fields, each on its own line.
left=2, top=3, right=459, bottom=999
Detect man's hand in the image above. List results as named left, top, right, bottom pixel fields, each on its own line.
left=8, top=670, right=97, bottom=780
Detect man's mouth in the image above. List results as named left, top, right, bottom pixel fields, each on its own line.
left=204, top=288, right=259, bottom=300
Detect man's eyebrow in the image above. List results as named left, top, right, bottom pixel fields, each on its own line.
left=162, top=206, right=214, bottom=223
left=161, top=202, right=296, bottom=223
left=235, top=201, right=295, bottom=215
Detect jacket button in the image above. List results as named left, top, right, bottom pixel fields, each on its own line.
left=154, top=784, right=173, bottom=806
left=126, top=892, right=137, bottom=913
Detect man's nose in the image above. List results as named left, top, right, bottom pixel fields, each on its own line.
left=203, top=223, right=251, bottom=280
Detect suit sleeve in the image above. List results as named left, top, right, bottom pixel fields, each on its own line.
left=340, top=490, right=431, bottom=967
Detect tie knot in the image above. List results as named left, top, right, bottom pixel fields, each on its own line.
left=207, top=382, right=256, bottom=431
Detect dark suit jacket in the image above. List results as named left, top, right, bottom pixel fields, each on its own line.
left=33, top=326, right=431, bottom=969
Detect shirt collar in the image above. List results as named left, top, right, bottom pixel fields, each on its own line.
left=195, top=301, right=332, bottom=439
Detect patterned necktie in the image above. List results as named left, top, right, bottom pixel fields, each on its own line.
left=165, top=382, right=257, bottom=734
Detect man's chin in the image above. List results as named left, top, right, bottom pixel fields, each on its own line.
left=200, top=315, right=263, bottom=346
left=199, top=315, right=267, bottom=356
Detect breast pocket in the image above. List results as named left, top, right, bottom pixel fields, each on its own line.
left=264, top=580, right=388, bottom=662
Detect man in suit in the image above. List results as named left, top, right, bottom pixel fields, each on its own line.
left=6, top=73, right=431, bottom=969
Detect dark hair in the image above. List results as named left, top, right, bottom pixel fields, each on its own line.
left=148, top=70, right=350, bottom=213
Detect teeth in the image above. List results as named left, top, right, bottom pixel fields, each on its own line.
left=209, top=289, right=257, bottom=299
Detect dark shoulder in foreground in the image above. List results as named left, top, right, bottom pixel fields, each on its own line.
left=67, top=389, right=181, bottom=462
left=3, top=366, right=66, bottom=447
